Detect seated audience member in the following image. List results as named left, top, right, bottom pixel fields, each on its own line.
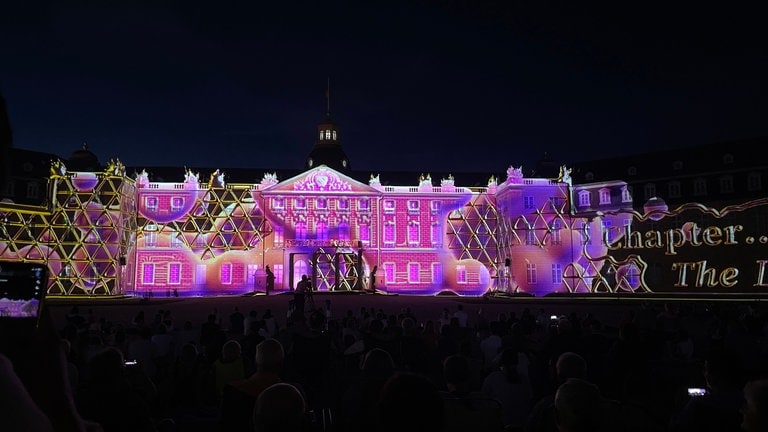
left=81, top=347, right=158, bottom=432
left=337, top=348, right=396, bottom=432
left=668, top=348, right=745, bottom=432
left=554, top=378, right=622, bottom=432
left=481, top=347, right=533, bottom=431
left=220, top=338, right=285, bottom=431
left=524, top=351, right=587, bottom=432
left=440, top=354, right=504, bottom=432
left=252, top=382, right=308, bottom=432
left=212, top=339, right=246, bottom=402
left=377, top=372, right=444, bottom=432
left=741, top=378, right=768, bottom=432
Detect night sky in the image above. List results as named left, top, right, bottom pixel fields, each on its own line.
left=1, top=1, right=766, bottom=175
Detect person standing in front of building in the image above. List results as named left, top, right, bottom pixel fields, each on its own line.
left=265, top=265, right=275, bottom=296
left=294, top=275, right=310, bottom=317
left=369, top=265, right=378, bottom=292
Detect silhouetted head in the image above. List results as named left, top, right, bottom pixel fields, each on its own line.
left=255, top=338, right=284, bottom=372
left=253, top=383, right=307, bottom=432
left=555, top=378, right=602, bottom=432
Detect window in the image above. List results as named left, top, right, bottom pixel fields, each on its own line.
left=723, top=153, right=734, bottom=164
left=316, top=198, right=327, bottom=210
left=693, top=178, right=707, bottom=196
left=719, top=176, right=734, bottom=193
left=146, top=196, right=158, bottom=212
left=359, top=198, right=370, bottom=211
left=338, top=198, right=349, bottom=211
left=26, top=182, right=39, bottom=199
left=338, top=220, right=350, bottom=242
left=431, top=222, right=442, bottom=246
left=316, top=220, right=328, bottom=241
left=526, top=263, right=537, bottom=284
left=602, top=219, right=613, bottom=244
left=359, top=224, right=370, bottom=245
left=748, top=172, right=762, bottom=191
left=171, top=197, right=184, bottom=212
left=578, top=191, right=591, bottom=207
left=384, top=222, right=395, bottom=245
left=599, top=188, right=611, bottom=205
left=407, top=200, right=419, bottom=213
left=668, top=181, right=681, bottom=198
left=220, top=263, right=232, bottom=285
left=549, top=196, right=566, bottom=211
left=295, top=197, right=306, bottom=209
left=383, top=199, right=395, bottom=213
left=142, top=263, right=155, bottom=285
left=273, top=264, right=284, bottom=286
left=644, top=183, right=656, bottom=201
left=171, top=234, right=184, bottom=248
left=295, top=221, right=307, bottom=240
left=384, top=263, right=395, bottom=284
left=551, top=263, right=562, bottom=284
left=456, top=265, right=467, bottom=284
left=3, top=180, right=14, bottom=196
left=525, top=225, right=536, bottom=246
left=408, top=221, right=420, bottom=245
left=408, top=263, right=420, bottom=283
left=432, top=263, right=442, bottom=284
left=673, top=161, right=683, bottom=170
left=524, top=196, right=535, bottom=209
left=144, top=224, right=158, bottom=248
left=627, top=166, right=637, bottom=176
left=431, top=201, right=441, bottom=213
left=581, top=223, right=592, bottom=246
left=550, top=219, right=562, bottom=245
left=272, top=197, right=285, bottom=209
left=168, top=263, right=181, bottom=285
left=621, top=186, right=632, bottom=203
left=273, top=226, right=284, bottom=247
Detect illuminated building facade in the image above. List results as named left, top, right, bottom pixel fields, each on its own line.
left=0, top=156, right=644, bottom=297
left=2, top=94, right=766, bottom=297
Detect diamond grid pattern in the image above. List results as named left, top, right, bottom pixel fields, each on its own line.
left=446, top=191, right=501, bottom=274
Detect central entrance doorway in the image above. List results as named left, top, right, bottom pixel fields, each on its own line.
left=289, top=247, right=364, bottom=292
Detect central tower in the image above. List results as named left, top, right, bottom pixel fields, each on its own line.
left=305, top=80, right=350, bottom=172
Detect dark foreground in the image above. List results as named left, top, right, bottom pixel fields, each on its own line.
left=38, top=292, right=768, bottom=432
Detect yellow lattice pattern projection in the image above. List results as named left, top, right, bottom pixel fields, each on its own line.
left=0, top=171, right=136, bottom=296
left=0, top=171, right=276, bottom=296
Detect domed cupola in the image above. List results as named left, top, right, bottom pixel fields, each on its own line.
left=68, top=142, right=101, bottom=172
left=306, top=81, right=350, bottom=172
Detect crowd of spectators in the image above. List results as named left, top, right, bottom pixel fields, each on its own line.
left=5, top=300, right=768, bottom=431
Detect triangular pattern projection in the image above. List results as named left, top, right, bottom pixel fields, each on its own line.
left=0, top=172, right=136, bottom=296
left=445, top=191, right=500, bottom=273
left=312, top=248, right=361, bottom=292
left=135, top=183, right=269, bottom=263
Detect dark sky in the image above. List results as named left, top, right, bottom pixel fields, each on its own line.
left=1, top=1, right=766, bottom=175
